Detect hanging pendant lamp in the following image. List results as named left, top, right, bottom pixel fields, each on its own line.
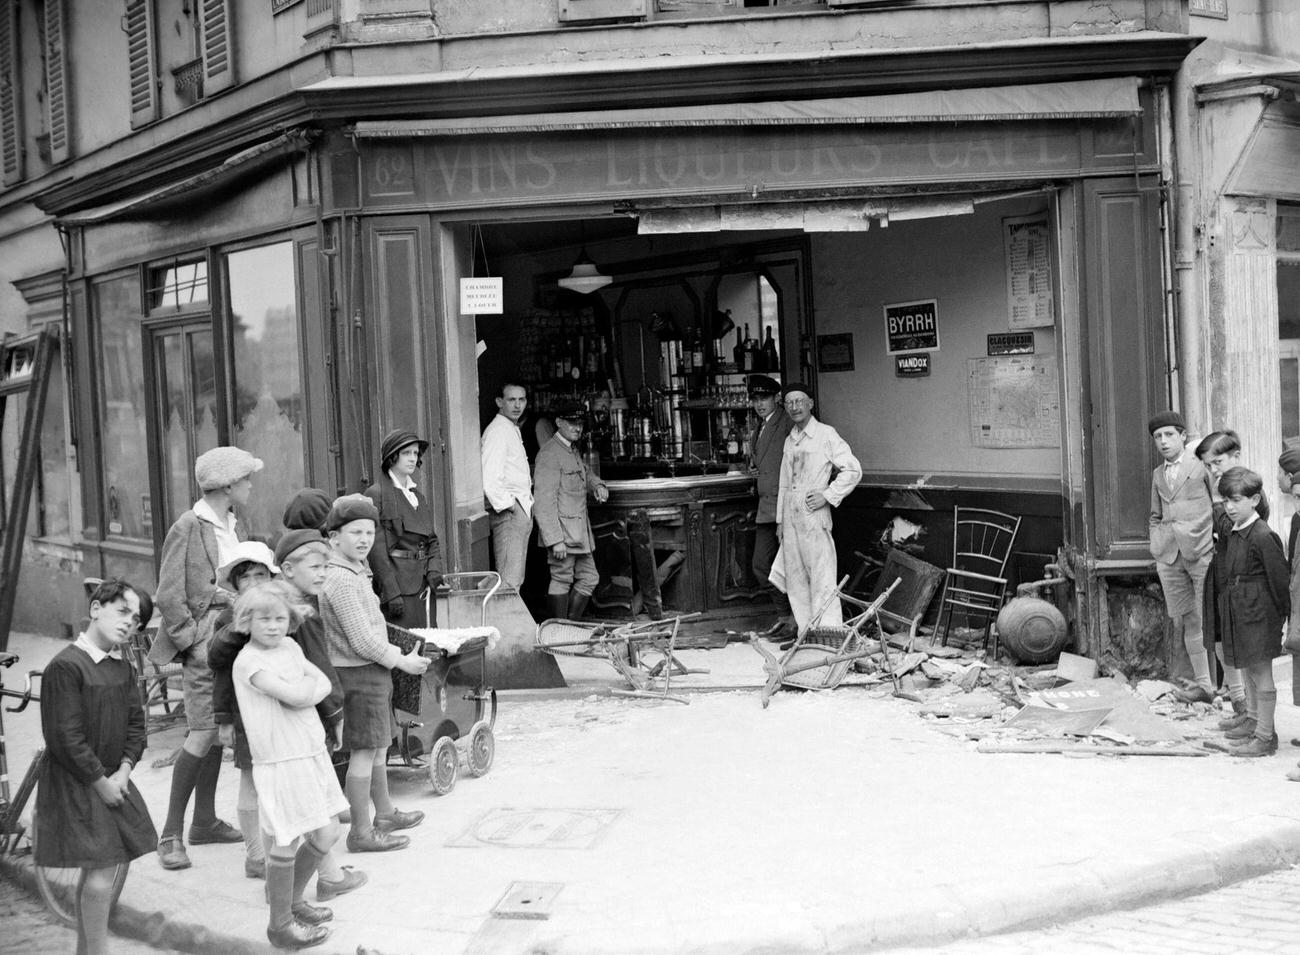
left=557, top=223, right=612, bottom=294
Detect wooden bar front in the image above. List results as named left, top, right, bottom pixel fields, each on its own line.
left=588, top=473, right=772, bottom=620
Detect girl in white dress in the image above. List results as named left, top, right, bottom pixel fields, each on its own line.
left=232, top=582, right=349, bottom=951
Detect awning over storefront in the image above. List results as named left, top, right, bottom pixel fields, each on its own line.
left=56, top=130, right=313, bottom=225
left=351, top=78, right=1140, bottom=138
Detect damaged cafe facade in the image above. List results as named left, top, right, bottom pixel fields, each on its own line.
left=19, top=29, right=1205, bottom=670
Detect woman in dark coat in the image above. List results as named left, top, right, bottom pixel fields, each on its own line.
left=36, top=579, right=158, bottom=955
left=365, top=429, right=444, bottom=628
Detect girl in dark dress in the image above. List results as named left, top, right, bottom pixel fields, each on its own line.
left=365, top=428, right=444, bottom=628
left=36, top=579, right=158, bottom=955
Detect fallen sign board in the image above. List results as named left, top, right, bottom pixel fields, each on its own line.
left=1035, top=678, right=1186, bottom=744
left=1004, top=704, right=1112, bottom=737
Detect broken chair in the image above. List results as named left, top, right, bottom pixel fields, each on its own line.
left=536, top=613, right=705, bottom=704
left=751, top=576, right=900, bottom=708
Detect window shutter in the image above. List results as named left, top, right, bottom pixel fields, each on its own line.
left=44, top=0, right=70, bottom=163
left=200, top=0, right=234, bottom=95
left=125, top=0, right=158, bottom=128
left=0, top=0, right=22, bottom=186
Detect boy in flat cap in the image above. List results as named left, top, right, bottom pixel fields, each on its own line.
left=319, top=494, right=429, bottom=854
left=534, top=399, right=608, bottom=621
left=152, top=445, right=263, bottom=871
left=1148, top=410, right=1217, bottom=702
left=773, top=384, right=861, bottom=637
left=746, top=375, right=795, bottom=641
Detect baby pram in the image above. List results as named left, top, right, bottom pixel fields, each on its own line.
left=750, top=576, right=900, bottom=708
left=386, top=572, right=501, bottom=794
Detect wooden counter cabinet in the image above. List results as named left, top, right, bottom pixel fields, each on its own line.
left=588, top=473, right=772, bottom=620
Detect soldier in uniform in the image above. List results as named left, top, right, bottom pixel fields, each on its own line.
left=533, top=399, right=609, bottom=621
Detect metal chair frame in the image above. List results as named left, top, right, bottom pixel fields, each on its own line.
left=936, top=507, right=1022, bottom=654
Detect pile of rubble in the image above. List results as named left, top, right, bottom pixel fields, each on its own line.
left=847, top=632, right=1220, bottom=757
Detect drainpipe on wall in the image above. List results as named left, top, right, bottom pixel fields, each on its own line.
left=1171, top=64, right=1206, bottom=430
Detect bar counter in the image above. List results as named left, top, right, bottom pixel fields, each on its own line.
left=588, top=470, right=771, bottom=620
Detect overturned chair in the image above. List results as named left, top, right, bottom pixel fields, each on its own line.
left=750, top=576, right=900, bottom=708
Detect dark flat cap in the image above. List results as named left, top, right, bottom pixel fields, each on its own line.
left=282, top=488, right=332, bottom=532
left=781, top=382, right=813, bottom=401
left=326, top=493, right=380, bottom=532
left=552, top=399, right=587, bottom=421
left=1147, top=410, right=1186, bottom=434
left=274, top=528, right=327, bottom=566
left=747, top=375, right=781, bottom=397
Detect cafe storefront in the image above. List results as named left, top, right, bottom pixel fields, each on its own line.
left=41, top=46, right=1191, bottom=662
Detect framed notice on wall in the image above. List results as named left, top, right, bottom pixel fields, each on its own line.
left=1004, top=215, right=1054, bottom=329
left=817, top=333, right=855, bottom=372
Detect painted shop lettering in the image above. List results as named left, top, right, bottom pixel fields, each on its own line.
left=428, top=142, right=557, bottom=196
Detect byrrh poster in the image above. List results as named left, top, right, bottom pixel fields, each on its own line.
left=1004, top=215, right=1054, bottom=329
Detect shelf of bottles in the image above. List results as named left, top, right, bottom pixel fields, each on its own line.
left=521, top=304, right=780, bottom=469
left=615, top=314, right=781, bottom=468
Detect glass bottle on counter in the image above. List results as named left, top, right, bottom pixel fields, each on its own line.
left=761, top=327, right=779, bottom=372
left=725, top=426, right=740, bottom=460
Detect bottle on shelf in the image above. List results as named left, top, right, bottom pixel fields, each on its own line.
left=691, top=328, right=706, bottom=373
left=550, top=340, right=564, bottom=381
left=681, top=330, right=694, bottom=374
left=733, top=326, right=745, bottom=371
left=740, top=324, right=757, bottom=372
left=725, top=426, right=740, bottom=461
left=570, top=336, right=584, bottom=383
left=761, top=326, right=779, bottom=372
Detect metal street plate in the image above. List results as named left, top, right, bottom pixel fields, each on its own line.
left=491, top=881, right=564, bottom=920
left=447, top=808, right=622, bottom=849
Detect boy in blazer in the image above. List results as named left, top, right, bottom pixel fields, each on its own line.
left=533, top=399, right=608, bottom=622
left=1148, top=411, right=1216, bottom=703
left=746, top=375, right=795, bottom=642
left=152, top=445, right=261, bottom=870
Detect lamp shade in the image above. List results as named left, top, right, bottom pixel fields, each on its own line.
left=557, top=252, right=612, bottom=294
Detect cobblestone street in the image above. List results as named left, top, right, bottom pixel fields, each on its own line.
left=907, top=866, right=1300, bottom=955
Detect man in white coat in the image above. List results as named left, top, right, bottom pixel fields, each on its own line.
left=481, top=382, right=534, bottom=591
left=772, top=383, right=862, bottom=641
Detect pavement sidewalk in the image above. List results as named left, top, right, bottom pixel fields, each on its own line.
left=4, top=628, right=1300, bottom=955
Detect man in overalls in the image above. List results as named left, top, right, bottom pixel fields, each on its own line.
left=772, top=383, right=862, bottom=639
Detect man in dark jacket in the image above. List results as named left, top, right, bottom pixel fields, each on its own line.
left=747, top=375, right=795, bottom=642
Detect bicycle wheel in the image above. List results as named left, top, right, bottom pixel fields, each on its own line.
left=0, top=746, right=40, bottom=856
left=30, top=812, right=127, bottom=926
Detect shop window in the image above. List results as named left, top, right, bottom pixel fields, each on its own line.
left=96, top=273, right=151, bottom=540
left=149, top=322, right=219, bottom=533
left=225, top=240, right=305, bottom=543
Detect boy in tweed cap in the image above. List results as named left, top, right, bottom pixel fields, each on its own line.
left=151, top=446, right=262, bottom=871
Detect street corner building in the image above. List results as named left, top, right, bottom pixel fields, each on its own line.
left=0, top=0, right=1297, bottom=686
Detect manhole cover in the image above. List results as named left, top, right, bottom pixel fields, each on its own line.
left=447, top=808, right=621, bottom=849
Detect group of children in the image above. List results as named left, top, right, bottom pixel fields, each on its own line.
left=37, top=447, right=430, bottom=952
left=1148, top=411, right=1300, bottom=770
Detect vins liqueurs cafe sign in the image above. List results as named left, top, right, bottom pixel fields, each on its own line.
left=884, top=300, right=939, bottom=354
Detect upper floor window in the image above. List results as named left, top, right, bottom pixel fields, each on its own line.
left=148, top=259, right=209, bottom=311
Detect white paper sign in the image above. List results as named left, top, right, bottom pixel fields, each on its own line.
left=460, top=277, right=503, bottom=315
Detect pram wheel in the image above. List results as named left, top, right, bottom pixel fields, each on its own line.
left=428, top=736, right=459, bottom=795
left=465, top=720, right=494, bottom=777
